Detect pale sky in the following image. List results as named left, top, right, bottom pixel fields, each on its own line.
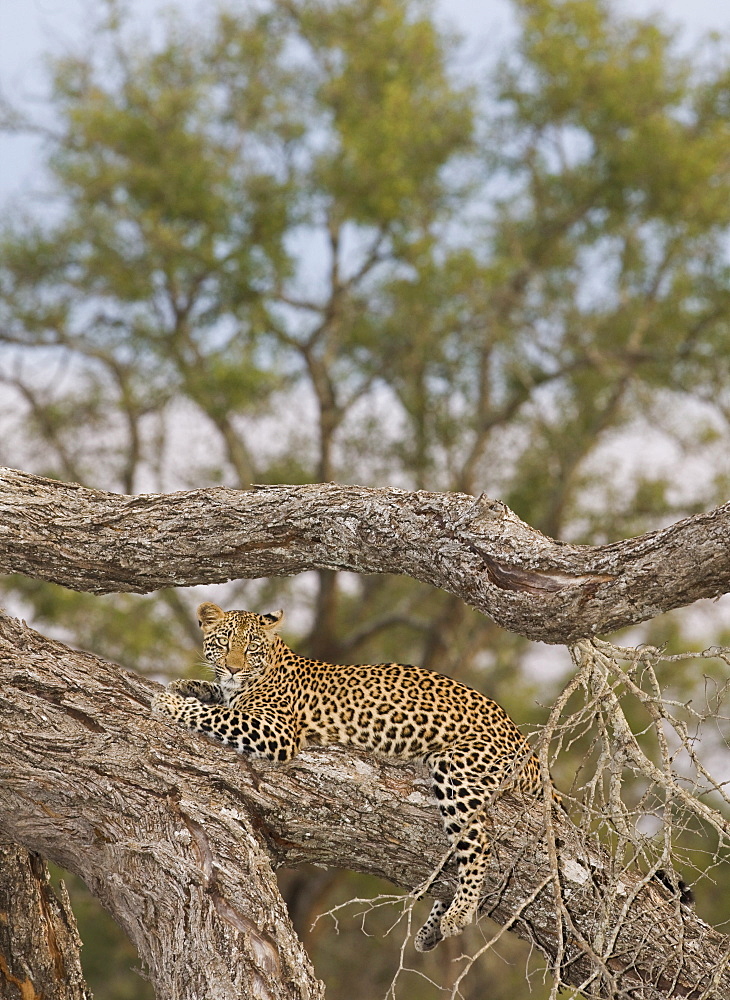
left=1, top=0, right=730, bottom=202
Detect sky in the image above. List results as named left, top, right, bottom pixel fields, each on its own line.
left=1, top=0, right=730, bottom=202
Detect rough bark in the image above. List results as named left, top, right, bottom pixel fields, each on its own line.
left=0, top=844, right=91, bottom=1000
left=1, top=468, right=728, bottom=644
left=0, top=611, right=327, bottom=1000
left=0, top=612, right=727, bottom=1000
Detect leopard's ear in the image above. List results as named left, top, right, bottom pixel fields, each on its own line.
left=261, top=609, right=284, bottom=631
left=197, top=602, right=226, bottom=629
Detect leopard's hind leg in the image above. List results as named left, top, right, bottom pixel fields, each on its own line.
left=415, top=744, right=503, bottom=951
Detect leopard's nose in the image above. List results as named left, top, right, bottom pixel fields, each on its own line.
left=224, top=649, right=246, bottom=672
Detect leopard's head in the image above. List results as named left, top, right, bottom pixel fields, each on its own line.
left=197, top=603, right=284, bottom=687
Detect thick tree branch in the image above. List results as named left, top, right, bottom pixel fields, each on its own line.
left=0, top=613, right=727, bottom=999
left=1, top=468, right=729, bottom=643
left=0, top=613, right=324, bottom=1000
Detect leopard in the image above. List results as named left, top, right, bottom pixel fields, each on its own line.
left=152, top=602, right=551, bottom=951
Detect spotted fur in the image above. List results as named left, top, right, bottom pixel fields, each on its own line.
left=152, top=603, right=548, bottom=950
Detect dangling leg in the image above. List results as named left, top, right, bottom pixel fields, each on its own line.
left=415, top=745, right=499, bottom=949
left=438, top=818, right=491, bottom=939
left=414, top=752, right=457, bottom=951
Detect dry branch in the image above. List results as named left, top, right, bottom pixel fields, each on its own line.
left=0, top=612, right=728, bottom=999
left=1, top=468, right=729, bottom=643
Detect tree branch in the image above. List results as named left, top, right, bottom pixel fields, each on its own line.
left=0, top=612, right=728, bottom=999
left=0, top=613, right=324, bottom=1000
left=0, top=468, right=729, bottom=643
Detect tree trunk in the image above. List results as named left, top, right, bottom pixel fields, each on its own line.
left=0, top=844, right=91, bottom=1000
left=0, top=611, right=727, bottom=1000
left=1, top=468, right=729, bottom=643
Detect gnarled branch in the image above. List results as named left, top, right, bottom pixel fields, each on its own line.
left=0, top=468, right=729, bottom=643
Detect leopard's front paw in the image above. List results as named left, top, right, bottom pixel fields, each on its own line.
left=167, top=678, right=222, bottom=704
left=151, top=689, right=185, bottom=719
left=167, top=679, right=200, bottom=697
